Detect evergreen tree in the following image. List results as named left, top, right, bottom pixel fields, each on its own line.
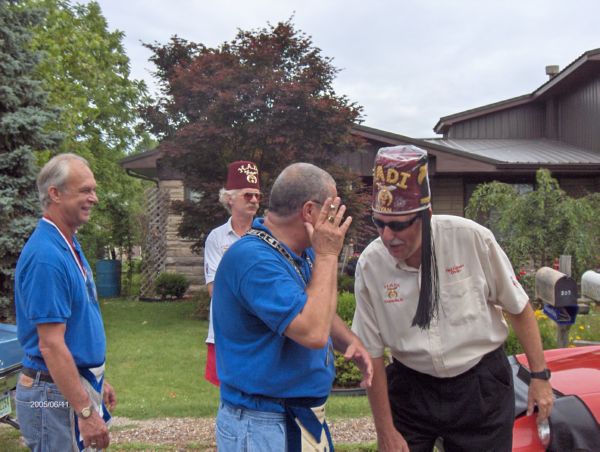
left=0, top=0, right=60, bottom=320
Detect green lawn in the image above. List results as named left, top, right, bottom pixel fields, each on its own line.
left=102, top=299, right=219, bottom=418
left=101, top=298, right=370, bottom=420
left=3, top=298, right=598, bottom=450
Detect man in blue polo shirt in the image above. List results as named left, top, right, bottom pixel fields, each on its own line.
left=213, top=162, right=373, bottom=451
left=15, top=153, right=116, bottom=451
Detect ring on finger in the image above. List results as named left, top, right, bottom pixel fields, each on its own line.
left=327, top=215, right=335, bottom=223
left=329, top=203, right=336, bottom=210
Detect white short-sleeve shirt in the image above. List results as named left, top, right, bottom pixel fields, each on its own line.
left=204, top=217, right=241, bottom=343
left=352, top=215, right=529, bottom=378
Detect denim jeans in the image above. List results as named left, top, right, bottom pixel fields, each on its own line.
left=216, top=401, right=286, bottom=451
left=16, top=374, right=77, bottom=452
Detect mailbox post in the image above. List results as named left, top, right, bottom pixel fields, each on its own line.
left=535, top=267, right=579, bottom=348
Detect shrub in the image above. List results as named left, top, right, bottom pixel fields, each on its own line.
left=154, top=272, right=190, bottom=299
left=337, top=291, right=356, bottom=325
left=504, top=308, right=557, bottom=355
left=338, top=274, right=355, bottom=294
left=344, top=255, right=359, bottom=277
left=333, top=291, right=363, bottom=387
left=333, top=351, right=363, bottom=388
left=516, top=269, right=536, bottom=301
left=192, top=289, right=211, bottom=320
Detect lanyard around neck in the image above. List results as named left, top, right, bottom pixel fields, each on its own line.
left=41, top=218, right=87, bottom=281
left=246, top=228, right=313, bottom=286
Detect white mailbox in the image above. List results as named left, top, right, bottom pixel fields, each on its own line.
left=581, top=270, right=600, bottom=302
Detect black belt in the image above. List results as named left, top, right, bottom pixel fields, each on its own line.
left=22, top=367, right=54, bottom=383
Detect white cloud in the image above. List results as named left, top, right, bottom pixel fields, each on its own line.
left=91, top=0, right=600, bottom=137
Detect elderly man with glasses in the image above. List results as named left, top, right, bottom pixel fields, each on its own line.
left=203, top=160, right=262, bottom=386
left=352, top=145, right=554, bottom=452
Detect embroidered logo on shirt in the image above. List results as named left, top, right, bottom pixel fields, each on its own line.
left=383, top=282, right=403, bottom=303
left=445, top=264, right=465, bottom=275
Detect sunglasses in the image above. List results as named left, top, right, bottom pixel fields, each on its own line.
left=371, top=214, right=420, bottom=232
left=242, top=192, right=262, bottom=202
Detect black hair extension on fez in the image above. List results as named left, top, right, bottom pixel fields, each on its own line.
left=411, top=210, right=439, bottom=329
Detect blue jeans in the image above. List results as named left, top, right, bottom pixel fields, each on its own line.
left=216, top=401, right=286, bottom=451
left=16, top=374, right=76, bottom=452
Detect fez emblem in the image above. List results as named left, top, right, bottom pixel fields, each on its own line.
left=376, top=183, right=395, bottom=211
left=238, top=163, right=259, bottom=184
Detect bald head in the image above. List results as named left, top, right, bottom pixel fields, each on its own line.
left=268, top=163, right=336, bottom=217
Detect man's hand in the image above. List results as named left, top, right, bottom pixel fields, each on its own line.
left=527, top=378, right=554, bottom=421
left=342, top=339, right=373, bottom=389
left=78, top=410, right=110, bottom=450
left=305, top=197, right=352, bottom=257
left=377, top=428, right=410, bottom=452
left=103, top=380, right=117, bottom=412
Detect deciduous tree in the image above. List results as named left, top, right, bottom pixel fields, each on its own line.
left=466, top=169, right=600, bottom=282
left=143, top=20, right=366, bottom=250
left=27, top=0, right=149, bottom=261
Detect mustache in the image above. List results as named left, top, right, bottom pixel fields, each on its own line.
left=387, top=239, right=405, bottom=246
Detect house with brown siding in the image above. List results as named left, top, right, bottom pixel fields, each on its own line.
left=122, top=48, right=600, bottom=294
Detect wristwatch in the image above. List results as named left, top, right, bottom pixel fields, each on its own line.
left=530, top=368, right=551, bottom=380
left=79, top=405, right=93, bottom=419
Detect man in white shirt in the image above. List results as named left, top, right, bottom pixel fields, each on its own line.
left=352, top=145, right=554, bottom=452
left=203, top=161, right=261, bottom=385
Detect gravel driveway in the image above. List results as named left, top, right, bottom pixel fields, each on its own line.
left=110, top=416, right=377, bottom=451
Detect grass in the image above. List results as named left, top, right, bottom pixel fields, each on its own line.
left=0, top=426, right=26, bottom=452
left=101, top=299, right=219, bottom=418
left=7, top=298, right=596, bottom=449
left=101, top=298, right=370, bottom=419
left=504, top=303, right=599, bottom=355
left=570, top=303, right=600, bottom=342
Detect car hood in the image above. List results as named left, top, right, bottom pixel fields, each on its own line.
left=515, top=345, right=600, bottom=421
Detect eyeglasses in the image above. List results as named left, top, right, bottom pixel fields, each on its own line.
left=371, top=215, right=420, bottom=232
left=242, top=192, right=262, bottom=202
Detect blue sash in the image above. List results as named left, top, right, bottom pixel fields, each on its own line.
left=284, top=396, right=334, bottom=452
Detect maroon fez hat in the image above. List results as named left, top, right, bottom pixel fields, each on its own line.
left=372, top=145, right=431, bottom=214
left=225, top=161, right=260, bottom=190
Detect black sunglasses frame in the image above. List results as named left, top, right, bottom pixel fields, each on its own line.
left=371, top=214, right=420, bottom=232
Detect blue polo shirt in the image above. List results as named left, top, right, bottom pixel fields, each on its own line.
left=213, top=218, right=335, bottom=412
left=15, top=219, right=106, bottom=370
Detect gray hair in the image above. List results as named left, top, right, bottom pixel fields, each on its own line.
left=268, top=163, right=335, bottom=217
left=37, top=153, right=90, bottom=210
left=218, top=188, right=240, bottom=214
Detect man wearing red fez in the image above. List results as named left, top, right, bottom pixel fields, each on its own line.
left=203, top=160, right=262, bottom=386
left=352, top=145, right=553, bottom=451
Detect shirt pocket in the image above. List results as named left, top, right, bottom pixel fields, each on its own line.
left=439, top=276, right=482, bottom=326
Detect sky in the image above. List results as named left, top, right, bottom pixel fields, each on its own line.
left=91, top=0, right=600, bottom=138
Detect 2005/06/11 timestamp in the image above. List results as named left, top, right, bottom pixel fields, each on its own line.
left=29, top=400, right=70, bottom=409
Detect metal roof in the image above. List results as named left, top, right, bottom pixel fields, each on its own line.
left=424, top=138, right=600, bottom=165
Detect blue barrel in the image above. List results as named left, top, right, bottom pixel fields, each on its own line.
left=96, top=259, right=121, bottom=298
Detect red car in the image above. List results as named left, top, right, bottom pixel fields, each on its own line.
left=512, top=345, right=600, bottom=451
